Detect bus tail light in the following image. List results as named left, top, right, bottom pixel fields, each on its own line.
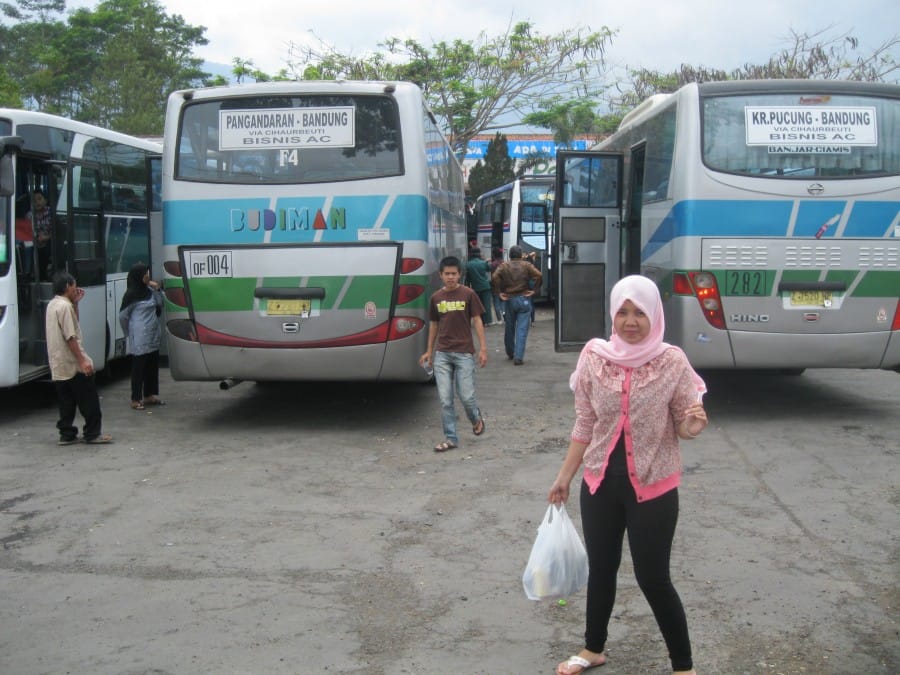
left=164, top=287, right=188, bottom=308
left=400, top=257, right=424, bottom=274
left=675, top=271, right=726, bottom=330
left=167, top=319, right=198, bottom=342
left=388, top=316, right=425, bottom=340
left=892, top=300, right=900, bottom=331
left=164, top=260, right=182, bottom=277
left=396, top=284, right=425, bottom=305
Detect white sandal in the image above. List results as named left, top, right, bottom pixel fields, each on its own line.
left=558, top=654, right=605, bottom=674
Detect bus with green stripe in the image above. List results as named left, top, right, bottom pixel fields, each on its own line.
left=554, top=80, right=900, bottom=372
left=161, top=81, right=466, bottom=384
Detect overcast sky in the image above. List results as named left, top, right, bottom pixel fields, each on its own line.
left=70, top=0, right=899, bottom=80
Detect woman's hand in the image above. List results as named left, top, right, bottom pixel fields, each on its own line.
left=679, top=403, right=708, bottom=439
left=548, top=478, right=570, bottom=505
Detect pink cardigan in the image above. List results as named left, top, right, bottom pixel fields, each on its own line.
left=571, top=346, right=700, bottom=502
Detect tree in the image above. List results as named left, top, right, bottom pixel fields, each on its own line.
left=0, top=0, right=68, bottom=110
left=613, top=27, right=899, bottom=114
left=63, top=0, right=209, bottom=134
left=467, top=133, right=516, bottom=198
left=0, top=69, right=22, bottom=107
left=1, top=0, right=210, bottom=134
left=285, top=22, right=616, bottom=155
left=521, top=98, right=617, bottom=147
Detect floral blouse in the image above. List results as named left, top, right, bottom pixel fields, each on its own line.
left=571, top=346, right=700, bottom=502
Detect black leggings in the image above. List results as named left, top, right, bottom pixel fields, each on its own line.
left=130, top=350, right=160, bottom=403
left=579, top=442, right=692, bottom=671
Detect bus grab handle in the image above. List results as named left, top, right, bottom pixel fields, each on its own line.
left=777, top=281, right=847, bottom=292
left=254, top=287, right=326, bottom=300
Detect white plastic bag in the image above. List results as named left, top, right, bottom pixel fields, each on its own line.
left=522, top=503, right=589, bottom=600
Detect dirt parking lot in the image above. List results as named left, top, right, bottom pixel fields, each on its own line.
left=1, top=307, right=898, bottom=674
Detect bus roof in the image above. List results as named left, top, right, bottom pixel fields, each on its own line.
left=0, top=108, right=162, bottom=153
left=696, top=79, right=900, bottom=99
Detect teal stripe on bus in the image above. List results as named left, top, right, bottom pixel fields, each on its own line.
left=164, top=194, right=429, bottom=245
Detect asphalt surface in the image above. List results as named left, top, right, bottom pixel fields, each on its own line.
left=0, top=307, right=897, bottom=674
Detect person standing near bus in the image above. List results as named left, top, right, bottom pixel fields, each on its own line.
left=119, top=262, right=164, bottom=410
left=419, top=256, right=488, bottom=452
left=46, top=271, right=113, bottom=445
left=491, top=245, right=542, bottom=365
left=28, top=189, right=52, bottom=280
left=465, top=248, right=494, bottom=326
left=548, top=275, right=706, bottom=675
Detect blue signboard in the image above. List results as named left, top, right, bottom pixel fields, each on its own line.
left=464, top=138, right=589, bottom=161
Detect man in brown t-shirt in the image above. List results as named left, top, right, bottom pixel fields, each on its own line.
left=419, top=256, right=488, bottom=452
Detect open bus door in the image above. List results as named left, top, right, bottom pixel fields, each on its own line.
left=519, top=200, right=551, bottom=301
left=63, top=160, right=107, bottom=369
left=553, top=151, right=624, bottom=352
left=146, top=153, right=166, bottom=357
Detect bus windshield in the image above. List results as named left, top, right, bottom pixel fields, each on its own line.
left=702, top=92, right=900, bottom=177
left=176, top=95, right=403, bottom=184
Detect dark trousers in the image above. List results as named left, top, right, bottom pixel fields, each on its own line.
left=475, top=288, right=493, bottom=324
left=55, top=373, right=102, bottom=441
left=579, top=447, right=692, bottom=670
left=130, top=350, right=160, bottom=402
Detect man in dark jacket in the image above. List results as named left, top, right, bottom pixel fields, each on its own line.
left=491, top=246, right=542, bottom=365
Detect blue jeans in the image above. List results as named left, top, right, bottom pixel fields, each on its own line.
left=504, top=295, right=533, bottom=361
left=433, top=351, right=482, bottom=444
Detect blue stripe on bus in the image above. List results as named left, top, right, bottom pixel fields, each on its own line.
left=843, top=201, right=900, bottom=237
left=164, top=194, right=429, bottom=245
left=643, top=199, right=899, bottom=260
left=793, top=201, right=847, bottom=237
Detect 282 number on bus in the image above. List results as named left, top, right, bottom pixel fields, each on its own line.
left=725, top=270, right=767, bottom=296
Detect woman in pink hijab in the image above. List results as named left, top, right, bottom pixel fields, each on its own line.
left=550, top=275, right=707, bottom=675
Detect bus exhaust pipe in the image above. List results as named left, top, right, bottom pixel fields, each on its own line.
left=219, top=378, right=243, bottom=391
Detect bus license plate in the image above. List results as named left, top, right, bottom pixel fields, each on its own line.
left=789, top=290, right=832, bottom=307
left=266, top=299, right=311, bottom=316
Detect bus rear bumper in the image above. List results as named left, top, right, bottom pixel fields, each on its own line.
left=165, top=335, right=430, bottom=382
left=686, top=329, right=894, bottom=370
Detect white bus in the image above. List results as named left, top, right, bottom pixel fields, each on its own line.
left=554, top=80, right=900, bottom=372
left=0, top=110, right=162, bottom=387
left=161, top=81, right=467, bottom=385
left=471, top=176, right=554, bottom=300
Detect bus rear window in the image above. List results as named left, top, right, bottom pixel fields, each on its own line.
left=176, top=95, right=403, bottom=184
left=702, top=93, right=900, bottom=177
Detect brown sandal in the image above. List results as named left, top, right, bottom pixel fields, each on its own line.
left=131, top=401, right=145, bottom=410
left=433, top=440, right=458, bottom=452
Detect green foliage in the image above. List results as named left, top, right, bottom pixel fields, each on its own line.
left=467, top=133, right=516, bottom=198
left=285, top=22, right=616, bottom=155
left=1, top=0, right=210, bottom=135
left=613, top=28, right=899, bottom=116
left=0, top=68, right=23, bottom=107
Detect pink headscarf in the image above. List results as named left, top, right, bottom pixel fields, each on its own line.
left=569, top=275, right=706, bottom=395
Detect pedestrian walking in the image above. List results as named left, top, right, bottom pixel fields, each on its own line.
left=548, top=275, right=707, bottom=675
left=419, top=256, right=488, bottom=452
left=491, top=245, right=542, bottom=365
left=45, top=271, right=113, bottom=445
